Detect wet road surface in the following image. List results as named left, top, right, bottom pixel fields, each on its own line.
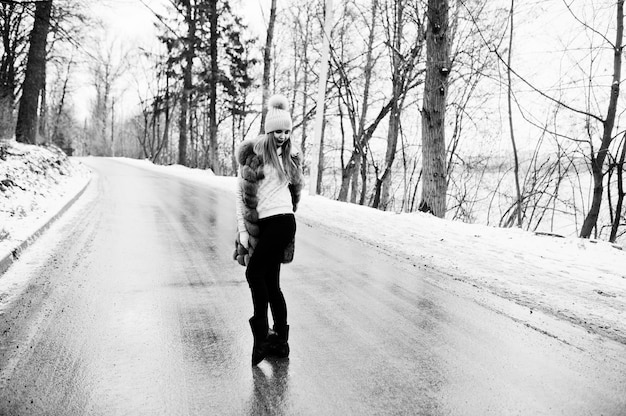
left=0, top=158, right=625, bottom=415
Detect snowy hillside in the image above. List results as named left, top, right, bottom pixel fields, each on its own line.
left=1, top=141, right=625, bottom=348
left=0, top=141, right=90, bottom=266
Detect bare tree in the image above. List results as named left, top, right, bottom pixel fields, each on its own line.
left=579, top=0, right=624, bottom=238
left=373, top=0, right=426, bottom=210
left=88, top=38, right=128, bottom=156
left=49, top=53, right=74, bottom=149
left=332, top=0, right=387, bottom=204
left=462, top=0, right=625, bottom=239
left=506, top=0, right=522, bottom=227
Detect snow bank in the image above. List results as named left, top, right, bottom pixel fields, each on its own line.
left=0, top=141, right=90, bottom=270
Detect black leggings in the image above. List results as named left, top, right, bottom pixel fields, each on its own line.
left=246, top=214, right=296, bottom=328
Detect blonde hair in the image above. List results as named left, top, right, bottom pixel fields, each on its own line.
left=253, top=133, right=300, bottom=184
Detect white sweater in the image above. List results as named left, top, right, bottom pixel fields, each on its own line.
left=236, top=160, right=293, bottom=233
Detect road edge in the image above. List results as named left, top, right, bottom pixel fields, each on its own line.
left=0, top=175, right=92, bottom=277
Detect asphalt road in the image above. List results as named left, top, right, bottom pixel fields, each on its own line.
left=0, top=157, right=625, bottom=415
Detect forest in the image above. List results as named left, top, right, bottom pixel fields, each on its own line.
left=1, top=0, right=625, bottom=244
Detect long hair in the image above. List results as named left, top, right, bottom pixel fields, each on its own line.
left=253, top=133, right=300, bottom=184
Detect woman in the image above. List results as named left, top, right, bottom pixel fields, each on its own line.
left=234, top=94, right=303, bottom=366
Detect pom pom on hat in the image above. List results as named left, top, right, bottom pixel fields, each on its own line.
left=268, top=94, right=289, bottom=110
left=264, top=94, right=293, bottom=134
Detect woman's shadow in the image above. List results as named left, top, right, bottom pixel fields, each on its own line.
left=249, top=358, right=291, bottom=415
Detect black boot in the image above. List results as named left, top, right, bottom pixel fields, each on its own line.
left=249, top=317, right=271, bottom=366
left=267, top=324, right=290, bottom=358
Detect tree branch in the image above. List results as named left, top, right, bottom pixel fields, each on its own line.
left=459, top=0, right=605, bottom=124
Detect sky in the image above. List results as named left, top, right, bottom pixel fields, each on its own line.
left=1, top=141, right=625, bottom=349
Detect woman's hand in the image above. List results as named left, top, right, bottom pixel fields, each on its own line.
left=239, top=231, right=250, bottom=249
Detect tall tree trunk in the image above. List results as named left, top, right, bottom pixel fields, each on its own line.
left=157, top=69, right=171, bottom=163
left=316, top=117, right=326, bottom=194
left=350, top=154, right=360, bottom=203
left=260, top=0, right=277, bottom=132
left=111, top=97, right=115, bottom=156
left=419, top=0, right=449, bottom=218
left=102, top=75, right=110, bottom=155
left=0, top=4, right=18, bottom=140
left=609, top=136, right=626, bottom=242
left=580, top=0, right=623, bottom=238
left=38, top=73, right=47, bottom=141
left=15, top=0, right=52, bottom=144
left=208, top=0, right=219, bottom=174
left=359, top=150, right=368, bottom=205
left=379, top=0, right=403, bottom=210
left=507, top=0, right=523, bottom=227
left=178, top=0, right=195, bottom=166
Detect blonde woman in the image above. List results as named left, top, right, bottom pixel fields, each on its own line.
left=234, top=94, right=304, bottom=365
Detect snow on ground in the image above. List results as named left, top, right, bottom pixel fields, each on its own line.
left=1, top=142, right=625, bottom=347
left=0, top=141, right=90, bottom=267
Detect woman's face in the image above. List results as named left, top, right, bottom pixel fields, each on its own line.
left=272, top=129, right=290, bottom=148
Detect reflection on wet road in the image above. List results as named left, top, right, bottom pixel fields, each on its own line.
left=0, top=158, right=625, bottom=415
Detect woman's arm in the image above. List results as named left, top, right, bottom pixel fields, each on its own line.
left=234, top=166, right=249, bottom=247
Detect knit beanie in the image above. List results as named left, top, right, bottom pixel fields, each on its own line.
left=264, top=94, right=292, bottom=134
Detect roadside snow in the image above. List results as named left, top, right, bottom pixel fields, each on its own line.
left=1, top=146, right=625, bottom=347
left=0, top=141, right=90, bottom=262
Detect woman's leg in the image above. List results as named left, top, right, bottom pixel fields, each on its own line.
left=267, top=263, right=287, bottom=327
left=245, top=215, right=296, bottom=364
left=246, top=234, right=280, bottom=365
left=246, top=245, right=274, bottom=328
left=245, top=215, right=294, bottom=326
left=264, top=215, right=295, bottom=326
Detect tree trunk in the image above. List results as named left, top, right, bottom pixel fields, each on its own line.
left=300, top=14, right=310, bottom=159
left=580, top=0, right=623, bottom=238
left=208, top=0, right=219, bottom=174
left=102, top=72, right=110, bottom=155
left=316, top=117, right=326, bottom=194
left=359, top=150, right=368, bottom=205
left=38, top=74, right=47, bottom=141
left=379, top=96, right=400, bottom=210
left=156, top=70, right=171, bottom=163
left=343, top=152, right=359, bottom=203
left=110, top=97, right=115, bottom=156
left=178, top=0, right=195, bottom=166
left=379, top=0, right=403, bottom=211
left=419, top=0, right=449, bottom=218
left=15, top=0, right=52, bottom=144
left=260, top=0, right=277, bottom=132
left=609, top=136, right=626, bottom=242
left=0, top=4, right=19, bottom=140
left=507, top=0, right=523, bottom=227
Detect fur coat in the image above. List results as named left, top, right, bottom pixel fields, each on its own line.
left=233, top=139, right=303, bottom=266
